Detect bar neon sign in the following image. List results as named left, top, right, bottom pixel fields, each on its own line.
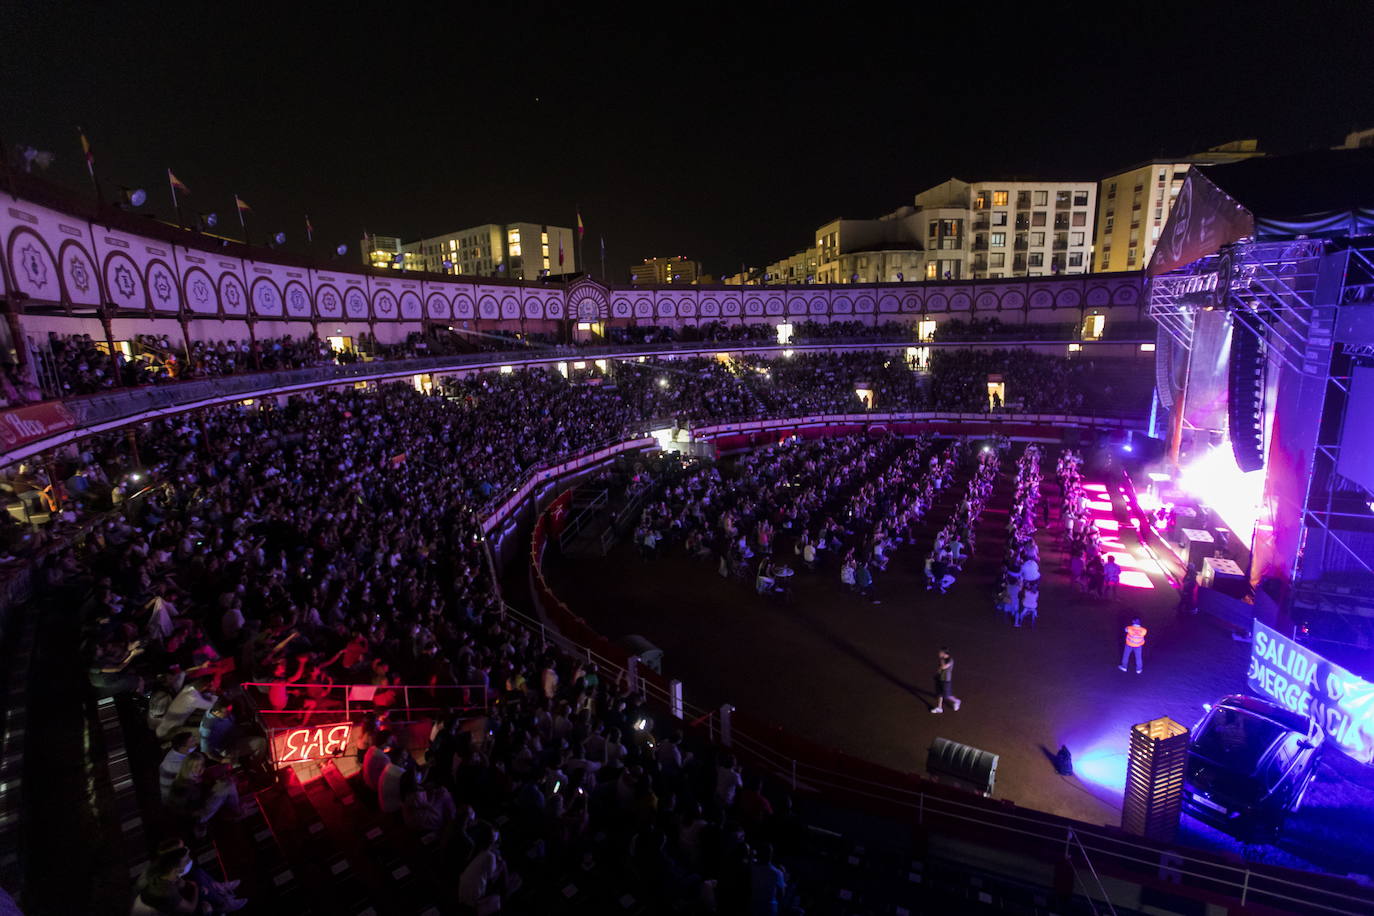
left=272, top=722, right=353, bottom=765
left=1247, top=621, right=1374, bottom=764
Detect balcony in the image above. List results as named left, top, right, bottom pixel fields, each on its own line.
left=1052, top=240, right=1068, bottom=251
left=973, top=218, right=990, bottom=231
left=1014, top=238, right=1028, bottom=251
left=972, top=239, right=988, bottom=251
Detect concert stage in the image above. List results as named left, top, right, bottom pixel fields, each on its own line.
left=1146, top=147, right=1374, bottom=672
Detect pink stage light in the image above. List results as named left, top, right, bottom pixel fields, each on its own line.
left=1081, top=476, right=1155, bottom=590
left=1118, top=570, right=1155, bottom=589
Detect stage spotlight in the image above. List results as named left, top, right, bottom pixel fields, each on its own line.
left=335, top=243, right=348, bottom=257
left=442, top=259, right=453, bottom=270
left=200, top=212, right=218, bottom=229
left=272, top=231, right=287, bottom=246
left=657, top=378, right=668, bottom=388
left=121, top=187, right=148, bottom=208
left=393, top=253, right=404, bottom=265
left=1123, top=444, right=1134, bottom=453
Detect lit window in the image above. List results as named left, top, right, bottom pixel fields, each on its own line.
left=1084, top=314, right=1105, bottom=339
left=1034, top=191, right=1048, bottom=206
left=990, top=232, right=1006, bottom=247
left=992, top=190, right=1009, bottom=207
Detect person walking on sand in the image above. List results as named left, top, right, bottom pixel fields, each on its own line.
left=930, top=648, right=961, bottom=713
left=1119, top=618, right=1147, bottom=674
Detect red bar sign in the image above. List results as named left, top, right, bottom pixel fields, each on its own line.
left=272, top=722, right=352, bottom=765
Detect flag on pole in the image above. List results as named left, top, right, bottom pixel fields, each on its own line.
left=558, top=235, right=564, bottom=267
left=600, top=235, right=605, bottom=260
left=235, top=195, right=252, bottom=239
left=576, top=211, right=585, bottom=239
left=305, top=214, right=314, bottom=243
left=78, top=127, right=94, bottom=178
left=167, top=169, right=190, bottom=196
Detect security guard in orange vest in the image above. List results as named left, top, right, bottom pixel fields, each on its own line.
left=1119, top=618, right=1147, bottom=674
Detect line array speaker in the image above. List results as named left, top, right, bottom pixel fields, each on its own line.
left=1227, top=321, right=1266, bottom=472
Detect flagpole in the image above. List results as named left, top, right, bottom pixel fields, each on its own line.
left=78, top=127, right=102, bottom=208
left=576, top=204, right=584, bottom=279
left=236, top=195, right=249, bottom=247
left=600, top=235, right=606, bottom=284
left=168, top=172, right=184, bottom=229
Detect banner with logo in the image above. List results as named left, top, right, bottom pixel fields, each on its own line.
left=0, top=400, right=77, bottom=453
left=1248, top=621, right=1374, bottom=764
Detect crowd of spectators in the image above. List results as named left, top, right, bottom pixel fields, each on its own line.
left=2, top=347, right=1142, bottom=577
left=924, top=445, right=997, bottom=595
left=633, top=433, right=975, bottom=607
left=1058, top=449, right=1121, bottom=600
left=0, top=337, right=1161, bottom=911
left=41, top=332, right=343, bottom=396
left=926, top=347, right=1140, bottom=413
left=996, top=446, right=1045, bottom=626
left=20, top=369, right=829, bottom=911
left=606, top=323, right=775, bottom=346
left=789, top=320, right=912, bottom=340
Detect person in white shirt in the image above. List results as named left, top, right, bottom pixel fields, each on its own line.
left=159, top=732, right=199, bottom=802
left=156, top=681, right=216, bottom=740
left=715, top=752, right=742, bottom=809
left=458, top=824, right=517, bottom=914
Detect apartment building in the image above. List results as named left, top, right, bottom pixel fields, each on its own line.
left=630, top=256, right=704, bottom=285
left=1094, top=139, right=1261, bottom=272
left=393, top=222, right=577, bottom=280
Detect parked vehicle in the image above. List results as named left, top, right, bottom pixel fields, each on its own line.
left=1184, top=694, right=1323, bottom=842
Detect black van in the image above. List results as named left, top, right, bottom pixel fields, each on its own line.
left=1183, top=694, right=1323, bottom=842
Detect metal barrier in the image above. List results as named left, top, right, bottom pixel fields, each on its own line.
left=240, top=681, right=489, bottom=723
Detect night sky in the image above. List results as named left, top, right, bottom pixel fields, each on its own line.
left=3, top=2, right=1372, bottom=281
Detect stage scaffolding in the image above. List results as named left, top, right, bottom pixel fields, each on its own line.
left=1148, top=237, right=1374, bottom=643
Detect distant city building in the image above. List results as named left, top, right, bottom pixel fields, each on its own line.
left=762, top=177, right=1097, bottom=286
left=630, top=256, right=703, bottom=285
left=764, top=247, right=819, bottom=284
left=813, top=213, right=925, bottom=284
left=361, top=235, right=405, bottom=270
left=1093, top=139, right=1262, bottom=272
left=724, top=267, right=766, bottom=285
left=908, top=178, right=1098, bottom=281
left=1338, top=128, right=1374, bottom=149
left=369, top=223, right=576, bottom=279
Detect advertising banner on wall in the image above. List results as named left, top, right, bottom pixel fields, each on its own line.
left=0, top=400, right=76, bottom=452
left=1248, top=621, right=1374, bottom=764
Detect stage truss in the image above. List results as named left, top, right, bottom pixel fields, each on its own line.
left=1148, top=237, right=1374, bottom=610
